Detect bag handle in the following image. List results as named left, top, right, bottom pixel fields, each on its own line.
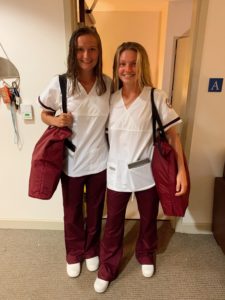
left=151, top=88, right=167, bottom=143
left=58, top=74, right=76, bottom=152
left=59, top=74, right=67, bottom=113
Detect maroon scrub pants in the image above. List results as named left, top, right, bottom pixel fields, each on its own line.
left=61, top=170, right=106, bottom=264
left=98, top=187, right=159, bottom=281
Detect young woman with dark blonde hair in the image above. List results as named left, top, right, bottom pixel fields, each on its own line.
left=94, top=42, right=187, bottom=293
left=39, top=26, right=111, bottom=278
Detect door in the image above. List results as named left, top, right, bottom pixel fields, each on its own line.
left=171, top=36, right=191, bottom=141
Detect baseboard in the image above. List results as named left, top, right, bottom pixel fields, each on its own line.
left=0, top=218, right=213, bottom=234
left=174, top=219, right=212, bottom=234
left=0, top=219, right=64, bottom=230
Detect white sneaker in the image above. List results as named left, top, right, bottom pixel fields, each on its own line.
left=86, top=256, right=99, bottom=271
left=66, top=262, right=81, bottom=278
left=142, top=264, right=154, bottom=278
left=94, top=277, right=109, bottom=293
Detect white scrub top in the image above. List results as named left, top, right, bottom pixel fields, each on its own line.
left=39, top=74, right=112, bottom=177
left=107, top=86, right=181, bottom=192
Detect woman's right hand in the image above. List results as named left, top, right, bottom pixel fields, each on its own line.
left=54, top=112, right=73, bottom=127
left=41, top=111, right=73, bottom=128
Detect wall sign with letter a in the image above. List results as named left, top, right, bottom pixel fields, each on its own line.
left=208, top=78, right=223, bottom=92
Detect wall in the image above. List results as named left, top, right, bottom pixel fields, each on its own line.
left=91, top=0, right=193, bottom=93
left=0, top=0, right=67, bottom=229
left=176, top=0, right=225, bottom=233
left=1, top=0, right=223, bottom=234
left=94, top=11, right=161, bottom=86
left=157, top=2, right=169, bottom=89
left=161, top=0, right=193, bottom=96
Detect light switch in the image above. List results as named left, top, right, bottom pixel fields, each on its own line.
left=20, top=104, right=33, bottom=120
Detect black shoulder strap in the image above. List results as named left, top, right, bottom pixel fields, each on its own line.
left=59, top=74, right=67, bottom=113
left=58, top=74, right=76, bottom=152
left=151, top=88, right=167, bottom=143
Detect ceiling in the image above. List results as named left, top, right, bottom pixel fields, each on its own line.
left=85, top=0, right=188, bottom=12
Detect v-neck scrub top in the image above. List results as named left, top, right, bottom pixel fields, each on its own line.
left=39, top=75, right=112, bottom=177
left=107, top=86, right=181, bottom=192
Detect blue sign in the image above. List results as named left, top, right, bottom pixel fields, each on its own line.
left=208, top=78, right=223, bottom=92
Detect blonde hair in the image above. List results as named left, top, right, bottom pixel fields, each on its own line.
left=113, top=42, right=153, bottom=91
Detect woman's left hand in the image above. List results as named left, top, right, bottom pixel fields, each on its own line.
left=166, top=127, right=188, bottom=196
left=175, top=168, right=188, bottom=196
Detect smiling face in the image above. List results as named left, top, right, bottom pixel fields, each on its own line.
left=118, top=50, right=138, bottom=86
left=76, top=34, right=99, bottom=74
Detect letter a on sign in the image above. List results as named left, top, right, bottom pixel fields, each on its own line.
left=208, top=78, right=223, bottom=92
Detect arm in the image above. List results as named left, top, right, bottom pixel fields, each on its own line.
left=41, top=110, right=73, bottom=128
left=166, top=127, right=188, bottom=196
